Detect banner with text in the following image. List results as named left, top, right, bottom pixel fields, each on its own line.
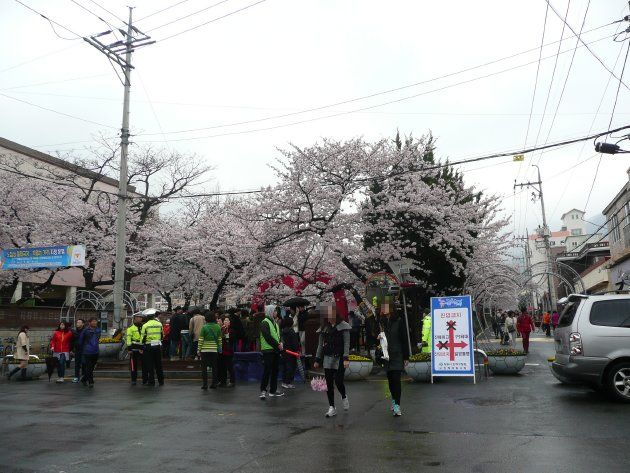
left=431, top=295, right=475, bottom=377
left=1, top=245, right=86, bottom=270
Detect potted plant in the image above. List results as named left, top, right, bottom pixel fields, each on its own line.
left=345, top=354, right=373, bottom=381
left=405, top=352, right=431, bottom=382
left=486, top=348, right=527, bottom=375
left=99, top=337, right=123, bottom=357
left=4, top=355, right=46, bottom=380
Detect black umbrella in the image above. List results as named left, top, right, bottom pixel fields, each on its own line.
left=45, top=356, right=58, bottom=382
left=283, top=297, right=310, bottom=308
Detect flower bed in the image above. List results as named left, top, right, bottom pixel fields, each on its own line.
left=5, top=355, right=46, bottom=380
left=345, top=355, right=373, bottom=381
left=405, top=352, right=431, bottom=382
left=486, top=349, right=526, bottom=375
left=98, top=341, right=122, bottom=358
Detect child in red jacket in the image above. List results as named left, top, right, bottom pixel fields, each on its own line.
left=50, top=322, right=74, bottom=383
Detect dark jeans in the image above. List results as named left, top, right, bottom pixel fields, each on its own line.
left=387, top=369, right=402, bottom=405
left=350, top=330, right=360, bottom=352
left=282, top=354, right=296, bottom=384
left=218, top=354, right=234, bottom=385
left=201, top=352, right=219, bottom=387
left=83, top=354, right=98, bottom=384
left=129, top=350, right=145, bottom=383
left=324, top=358, right=346, bottom=407
left=74, top=352, right=83, bottom=379
left=143, top=345, right=164, bottom=385
left=169, top=337, right=180, bottom=358
left=192, top=341, right=199, bottom=358
left=261, top=351, right=280, bottom=393
left=57, top=353, right=66, bottom=378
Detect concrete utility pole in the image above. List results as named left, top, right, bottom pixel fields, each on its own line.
left=514, top=165, right=556, bottom=312
left=516, top=230, right=535, bottom=310
left=84, top=9, right=154, bottom=328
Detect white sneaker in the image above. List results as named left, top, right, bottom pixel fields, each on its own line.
left=56, top=378, right=64, bottom=383
left=269, top=391, right=285, bottom=397
left=281, top=383, right=291, bottom=389
left=393, top=404, right=402, bottom=416
left=72, top=378, right=79, bottom=383
left=342, top=397, right=350, bottom=411
left=259, top=390, right=267, bottom=400
left=287, top=384, right=296, bottom=389
left=325, top=406, right=337, bottom=417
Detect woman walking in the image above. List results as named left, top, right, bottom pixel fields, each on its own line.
left=218, top=316, right=235, bottom=387
left=78, top=318, right=101, bottom=387
left=382, top=306, right=410, bottom=416
left=314, top=303, right=351, bottom=418
left=7, top=326, right=30, bottom=381
left=504, top=311, right=517, bottom=346
left=50, top=322, right=74, bottom=383
left=281, top=317, right=300, bottom=389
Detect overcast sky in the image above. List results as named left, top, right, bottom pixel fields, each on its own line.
left=2, top=0, right=629, bottom=239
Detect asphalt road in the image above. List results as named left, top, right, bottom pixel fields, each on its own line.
left=1, top=338, right=629, bottom=473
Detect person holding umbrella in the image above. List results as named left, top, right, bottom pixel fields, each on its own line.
left=314, top=302, right=351, bottom=418
left=7, top=326, right=29, bottom=381
left=281, top=317, right=300, bottom=389
left=126, top=313, right=145, bottom=385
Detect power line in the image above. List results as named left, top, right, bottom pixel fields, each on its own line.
left=84, top=0, right=126, bottom=25
left=14, top=0, right=82, bottom=40
left=545, top=0, right=630, bottom=92
left=0, top=44, right=79, bottom=74
left=584, top=39, right=630, bottom=213
left=136, top=0, right=195, bottom=23
left=0, top=92, right=118, bottom=129
left=0, top=73, right=109, bottom=90
left=135, top=32, right=617, bottom=142
left=146, top=0, right=232, bottom=32
left=158, top=0, right=270, bottom=43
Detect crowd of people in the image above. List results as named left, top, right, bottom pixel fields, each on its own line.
left=5, top=301, right=413, bottom=418
left=490, top=308, right=559, bottom=354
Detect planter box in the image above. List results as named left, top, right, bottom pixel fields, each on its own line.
left=345, top=360, right=373, bottom=380
left=7, top=357, right=46, bottom=380
left=405, top=361, right=431, bottom=382
left=98, top=342, right=122, bottom=358
left=487, top=355, right=526, bottom=375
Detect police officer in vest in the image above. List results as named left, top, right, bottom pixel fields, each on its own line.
left=259, top=304, right=284, bottom=399
left=140, top=308, right=164, bottom=386
left=126, top=312, right=146, bottom=386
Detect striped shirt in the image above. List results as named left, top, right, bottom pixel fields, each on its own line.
left=198, top=323, right=222, bottom=352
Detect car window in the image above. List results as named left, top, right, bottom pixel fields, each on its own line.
left=589, top=300, right=630, bottom=327
left=558, top=301, right=581, bottom=327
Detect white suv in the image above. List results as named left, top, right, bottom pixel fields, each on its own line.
left=551, top=293, right=630, bottom=402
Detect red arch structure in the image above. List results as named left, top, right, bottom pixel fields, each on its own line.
left=252, top=272, right=349, bottom=320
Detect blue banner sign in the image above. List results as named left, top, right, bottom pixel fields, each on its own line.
left=1, top=245, right=86, bottom=270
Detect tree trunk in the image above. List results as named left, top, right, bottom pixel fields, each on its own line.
left=209, top=269, right=231, bottom=310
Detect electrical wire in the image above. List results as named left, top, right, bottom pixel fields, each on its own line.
left=84, top=0, right=127, bottom=25
left=158, top=0, right=270, bottom=43
left=584, top=39, right=630, bottom=213
left=0, top=92, right=118, bottom=130
left=146, top=0, right=232, bottom=32
left=535, top=0, right=590, bottom=167
left=14, top=0, right=82, bottom=40
left=0, top=44, right=79, bottom=74
left=135, top=33, right=617, bottom=143
left=545, top=0, right=630, bottom=92
left=0, top=73, right=110, bottom=91
left=135, top=0, right=195, bottom=23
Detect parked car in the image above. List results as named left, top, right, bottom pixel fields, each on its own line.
left=551, top=293, right=630, bottom=402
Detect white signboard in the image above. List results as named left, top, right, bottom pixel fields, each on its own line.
left=431, top=295, right=475, bottom=382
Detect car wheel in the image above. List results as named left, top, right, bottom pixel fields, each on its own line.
left=607, top=363, right=630, bottom=403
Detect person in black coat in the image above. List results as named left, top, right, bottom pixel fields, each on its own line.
left=281, top=317, right=300, bottom=388
left=382, top=305, right=410, bottom=417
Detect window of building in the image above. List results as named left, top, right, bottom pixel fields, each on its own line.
left=625, top=201, right=630, bottom=226
left=572, top=241, right=578, bottom=247
left=571, top=229, right=582, bottom=236
left=612, top=215, right=621, bottom=242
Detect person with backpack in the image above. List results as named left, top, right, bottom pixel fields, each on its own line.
left=517, top=311, right=536, bottom=354
left=504, top=311, right=517, bottom=346
left=314, top=302, right=351, bottom=418
left=198, top=311, right=222, bottom=390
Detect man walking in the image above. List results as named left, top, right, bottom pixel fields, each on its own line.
left=517, top=311, right=536, bottom=355
left=71, top=318, right=85, bottom=383
left=141, top=309, right=164, bottom=387
left=126, top=313, right=145, bottom=385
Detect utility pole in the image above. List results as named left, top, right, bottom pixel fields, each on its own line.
left=516, top=230, right=534, bottom=311
left=84, top=9, right=154, bottom=328
left=514, top=165, right=556, bottom=312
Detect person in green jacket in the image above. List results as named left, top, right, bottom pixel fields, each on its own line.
left=198, top=311, right=222, bottom=390
left=421, top=310, right=432, bottom=354
left=126, top=314, right=145, bottom=386
left=259, top=305, right=284, bottom=400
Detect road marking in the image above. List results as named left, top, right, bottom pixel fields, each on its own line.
left=525, top=363, right=540, bottom=366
